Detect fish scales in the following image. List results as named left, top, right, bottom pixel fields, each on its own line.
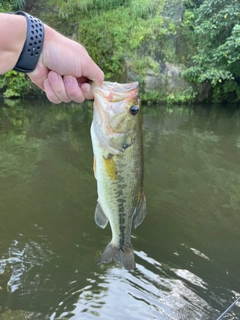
left=91, top=81, right=146, bottom=270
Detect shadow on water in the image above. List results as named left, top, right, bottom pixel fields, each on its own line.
left=0, top=99, right=240, bottom=319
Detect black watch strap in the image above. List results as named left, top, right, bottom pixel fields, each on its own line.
left=13, top=11, right=44, bottom=73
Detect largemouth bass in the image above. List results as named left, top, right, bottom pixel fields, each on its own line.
left=91, top=81, right=146, bottom=270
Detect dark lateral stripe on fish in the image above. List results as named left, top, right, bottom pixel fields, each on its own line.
left=119, top=225, right=126, bottom=244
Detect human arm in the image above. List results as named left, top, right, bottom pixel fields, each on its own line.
left=0, top=12, right=104, bottom=103
left=0, top=13, right=27, bottom=73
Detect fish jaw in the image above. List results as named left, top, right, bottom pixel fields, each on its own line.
left=91, top=81, right=138, bottom=98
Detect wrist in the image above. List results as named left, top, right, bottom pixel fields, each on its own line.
left=13, top=11, right=45, bottom=73
left=38, top=24, right=64, bottom=71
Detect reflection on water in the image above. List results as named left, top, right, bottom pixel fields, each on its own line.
left=0, top=100, right=240, bottom=319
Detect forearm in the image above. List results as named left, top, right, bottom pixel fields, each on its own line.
left=0, top=13, right=27, bottom=74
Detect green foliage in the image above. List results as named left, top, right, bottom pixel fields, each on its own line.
left=58, top=0, right=127, bottom=18
left=141, top=89, right=166, bottom=102
left=129, top=0, right=159, bottom=18
left=141, top=86, right=197, bottom=104
left=0, top=0, right=12, bottom=11
left=183, top=0, right=240, bottom=102
left=166, top=87, right=197, bottom=104
left=179, top=8, right=198, bottom=64
left=0, top=71, right=34, bottom=98
left=76, top=3, right=168, bottom=81
left=181, top=9, right=195, bottom=38
left=0, top=0, right=25, bottom=11
left=213, top=24, right=240, bottom=67
left=183, top=0, right=204, bottom=9
left=57, top=0, right=160, bottom=19
left=13, top=0, right=26, bottom=10
left=130, top=56, right=160, bottom=75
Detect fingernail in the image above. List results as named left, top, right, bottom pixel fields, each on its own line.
left=49, top=72, right=59, bottom=84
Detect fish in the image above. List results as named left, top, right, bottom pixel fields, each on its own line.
left=91, top=81, right=146, bottom=270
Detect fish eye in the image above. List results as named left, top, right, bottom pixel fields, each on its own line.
left=129, top=105, right=139, bottom=116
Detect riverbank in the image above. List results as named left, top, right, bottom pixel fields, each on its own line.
left=1, top=0, right=240, bottom=104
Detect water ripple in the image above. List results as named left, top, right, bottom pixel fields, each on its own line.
left=49, top=250, right=218, bottom=320
left=0, top=239, right=53, bottom=293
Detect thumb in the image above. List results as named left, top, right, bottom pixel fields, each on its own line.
left=80, top=56, right=104, bottom=87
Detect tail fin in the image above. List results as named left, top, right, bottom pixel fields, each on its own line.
left=98, top=242, right=135, bottom=270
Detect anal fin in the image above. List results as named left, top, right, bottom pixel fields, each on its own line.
left=94, top=202, right=108, bottom=229
left=133, top=193, right=147, bottom=229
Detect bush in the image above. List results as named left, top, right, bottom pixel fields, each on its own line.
left=0, top=71, right=39, bottom=98
left=74, top=2, right=169, bottom=81
left=182, top=0, right=240, bottom=102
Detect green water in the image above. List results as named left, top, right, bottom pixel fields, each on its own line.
left=0, top=99, right=240, bottom=319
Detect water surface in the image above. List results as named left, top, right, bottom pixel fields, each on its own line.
left=0, top=99, right=240, bottom=319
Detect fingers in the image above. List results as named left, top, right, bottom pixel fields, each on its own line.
left=80, top=82, right=94, bottom=100
left=81, top=53, right=104, bottom=87
left=46, top=72, right=71, bottom=103
left=64, top=75, right=86, bottom=102
left=44, top=78, right=61, bottom=104
left=44, top=71, right=88, bottom=104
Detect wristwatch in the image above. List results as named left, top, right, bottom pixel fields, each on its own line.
left=13, top=11, right=45, bottom=73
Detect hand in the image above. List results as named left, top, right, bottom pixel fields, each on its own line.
left=28, top=25, right=104, bottom=104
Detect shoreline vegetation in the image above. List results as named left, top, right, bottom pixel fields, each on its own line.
left=1, top=0, right=240, bottom=104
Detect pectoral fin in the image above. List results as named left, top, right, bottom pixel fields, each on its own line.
left=133, top=193, right=147, bottom=229
left=94, top=202, right=108, bottom=229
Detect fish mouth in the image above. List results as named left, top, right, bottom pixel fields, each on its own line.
left=99, top=81, right=138, bottom=93
left=91, top=81, right=139, bottom=102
